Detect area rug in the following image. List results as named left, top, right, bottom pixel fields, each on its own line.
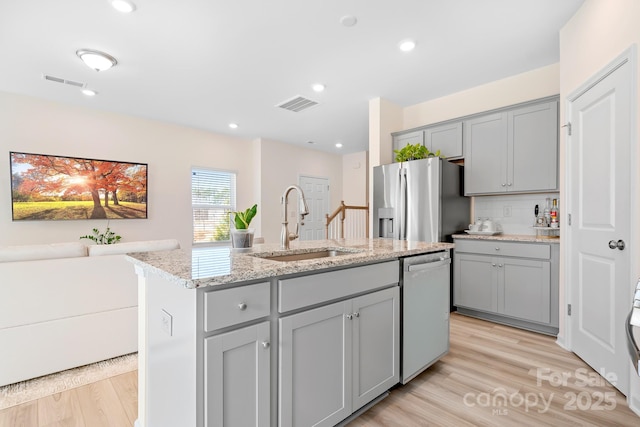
left=0, top=352, right=137, bottom=410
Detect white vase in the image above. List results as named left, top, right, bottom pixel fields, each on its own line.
left=231, top=228, right=255, bottom=248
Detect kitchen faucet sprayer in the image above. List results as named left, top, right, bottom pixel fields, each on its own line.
left=281, top=185, right=309, bottom=249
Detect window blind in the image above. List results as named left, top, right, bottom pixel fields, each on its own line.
left=192, top=168, right=236, bottom=244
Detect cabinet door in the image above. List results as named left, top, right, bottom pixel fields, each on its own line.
left=454, top=253, right=497, bottom=312
left=205, top=321, right=270, bottom=427
left=508, top=100, right=558, bottom=193
left=392, top=131, right=424, bottom=161
left=463, top=112, right=508, bottom=195
left=499, top=258, right=551, bottom=323
left=351, top=287, right=399, bottom=410
left=425, top=121, right=463, bottom=158
left=279, top=301, right=351, bottom=427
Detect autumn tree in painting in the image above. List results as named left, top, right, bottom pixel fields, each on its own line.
left=11, top=153, right=147, bottom=220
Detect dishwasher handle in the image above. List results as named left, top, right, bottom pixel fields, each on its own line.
left=407, top=257, right=451, bottom=272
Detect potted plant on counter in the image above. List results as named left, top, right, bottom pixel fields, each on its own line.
left=230, top=204, right=257, bottom=249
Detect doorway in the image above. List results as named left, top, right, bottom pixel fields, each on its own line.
left=566, top=48, right=636, bottom=395
left=299, top=176, right=329, bottom=240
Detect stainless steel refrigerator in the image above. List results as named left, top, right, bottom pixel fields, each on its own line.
left=373, top=158, right=469, bottom=242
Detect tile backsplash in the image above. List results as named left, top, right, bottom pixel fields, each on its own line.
left=473, top=193, right=560, bottom=235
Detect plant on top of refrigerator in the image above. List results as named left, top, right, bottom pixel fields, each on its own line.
left=394, top=143, right=442, bottom=162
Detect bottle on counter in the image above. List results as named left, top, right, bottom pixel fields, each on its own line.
left=550, top=199, right=559, bottom=228
left=543, top=198, right=551, bottom=226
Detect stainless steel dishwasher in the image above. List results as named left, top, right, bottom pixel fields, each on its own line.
left=401, top=250, right=451, bottom=384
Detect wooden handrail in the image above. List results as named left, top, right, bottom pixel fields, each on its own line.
left=325, top=201, right=369, bottom=239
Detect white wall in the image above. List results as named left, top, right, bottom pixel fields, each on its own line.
left=256, top=138, right=343, bottom=244
left=402, top=63, right=560, bottom=130
left=0, top=91, right=255, bottom=248
left=560, top=0, right=640, bottom=411
left=342, top=151, right=368, bottom=206
left=0, top=91, right=350, bottom=249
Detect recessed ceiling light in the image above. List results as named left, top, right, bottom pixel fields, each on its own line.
left=228, top=123, right=239, bottom=129
left=335, top=143, right=343, bottom=148
left=307, top=141, right=315, bottom=144
left=340, top=15, right=357, bottom=27
left=110, top=0, right=136, bottom=13
left=76, top=49, right=118, bottom=71
left=81, top=88, right=97, bottom=96
left=312, top=83, right=325, bottom=93
left=398, top=39, right=416, bottom=52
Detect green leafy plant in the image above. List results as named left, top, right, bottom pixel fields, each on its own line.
left=232, top=204, right=257, bottom=230
left=80, top=227, right=121, bottom=245
left=393, top=143, right=443, bottom=162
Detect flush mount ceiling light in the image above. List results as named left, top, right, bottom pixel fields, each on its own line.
left=312, top=83, right=326, bottom=93
left=228, top=123, right=239, bottom=129
left=335, top=143, right=343, bottom=148
left=110, top=0, right=136, bottom=13
left=398, top=39, right=416, bottom=52
left=81, top=88, right=97, bottom=96
left=76, top=49, right=118, bottom=71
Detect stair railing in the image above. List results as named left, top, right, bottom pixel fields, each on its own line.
left=325, top=201, right=369, bottom=239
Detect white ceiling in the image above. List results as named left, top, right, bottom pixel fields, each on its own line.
left=0, top=0, right=583, bottom=154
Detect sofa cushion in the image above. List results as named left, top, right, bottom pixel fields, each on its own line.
left=87, top=239, right=180, bottom=256
left=0, top=242, right=87, bottom=262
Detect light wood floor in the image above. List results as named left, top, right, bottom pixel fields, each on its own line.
left=1, top=313, right=639, bottom=426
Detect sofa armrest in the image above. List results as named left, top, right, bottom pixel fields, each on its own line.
left=0, top=242, right=87, bottom=262
left=87, top=239, right=180, bottom=256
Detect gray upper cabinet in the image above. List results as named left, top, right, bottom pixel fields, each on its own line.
left=464, top=98, right=558, bottom=195
left=508, top=101, right=558, bottom=193
left=392, top=130, right=424, bottom=162
left=425, top=121, right=463, bottom=159
left=463, top=112, right=508, bottom=194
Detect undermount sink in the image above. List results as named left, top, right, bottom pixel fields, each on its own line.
left=254, top=248, right=360, bottom=262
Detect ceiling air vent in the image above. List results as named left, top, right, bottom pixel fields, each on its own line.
left=276, top=95, right=318, bottom=112
left=43, top=74, right=85, bottom=88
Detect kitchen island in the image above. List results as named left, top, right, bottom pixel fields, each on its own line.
left=127, top=238, right=453, bottom=427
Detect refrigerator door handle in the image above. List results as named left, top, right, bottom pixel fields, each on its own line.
left=626, top=309, right=640, bottom=376
left=400, top=168, right=408, bottom=240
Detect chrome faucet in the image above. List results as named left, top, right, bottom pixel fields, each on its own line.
left=281, top=185, right=310, bottom=249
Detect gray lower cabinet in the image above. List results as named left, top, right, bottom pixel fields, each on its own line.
left=278, top=286, right=399, bottom=427
left=464, top=98, right=558, bottom=195
left=453, top=239, right=559, bottom=335
left=205, top=321, right=270, bottom=427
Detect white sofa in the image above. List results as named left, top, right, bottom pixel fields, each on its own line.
left=0, top=239, right=180, bottom=386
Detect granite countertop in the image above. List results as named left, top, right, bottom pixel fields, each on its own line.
left=126, top=238, right=454, bottom=289
left=452, top=233, right=560, bottom=244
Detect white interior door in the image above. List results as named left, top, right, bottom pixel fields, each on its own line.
left=299, top=176, right=329, bottom=240
left=568, top=56, right=632, bottom=395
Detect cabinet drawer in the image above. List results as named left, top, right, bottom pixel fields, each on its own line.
left=454, top=239, right=550, bottom=260
left=278, top=261, right=399, bottom=313
left=204, top=282, right=270, bottom=332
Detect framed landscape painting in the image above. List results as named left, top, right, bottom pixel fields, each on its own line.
left=10, top=152, right=148, bottom=221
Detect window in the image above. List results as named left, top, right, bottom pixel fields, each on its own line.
left=192, top=168, right=236, bottom=244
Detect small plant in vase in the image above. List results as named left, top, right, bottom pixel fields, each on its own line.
left=231, top=204, right=257, bottom=248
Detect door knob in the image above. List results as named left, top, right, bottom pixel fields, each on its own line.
left=262, top=341, right=270, bottom=349
left=609, top=240, right=626, bottom=250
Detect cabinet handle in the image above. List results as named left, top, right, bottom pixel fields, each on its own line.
left=492, top=263, right=496, bottom=267
left=353, top=312, right=360, bottom=318
left=501, top=183, right=506, bottom=187
left=346, top=314, right=353, bottom=320
left=238, top=302, right=247, bottom=311
left=498, top=264, right=503, bottom=268
left=495, top=247, right=500, bottom=251
left=508, top=182, right=512, bottom=187
left=261, top=341, right=270, bottom=349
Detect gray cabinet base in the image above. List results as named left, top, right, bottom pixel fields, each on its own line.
left=455, top=307, right=559, bottom=336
